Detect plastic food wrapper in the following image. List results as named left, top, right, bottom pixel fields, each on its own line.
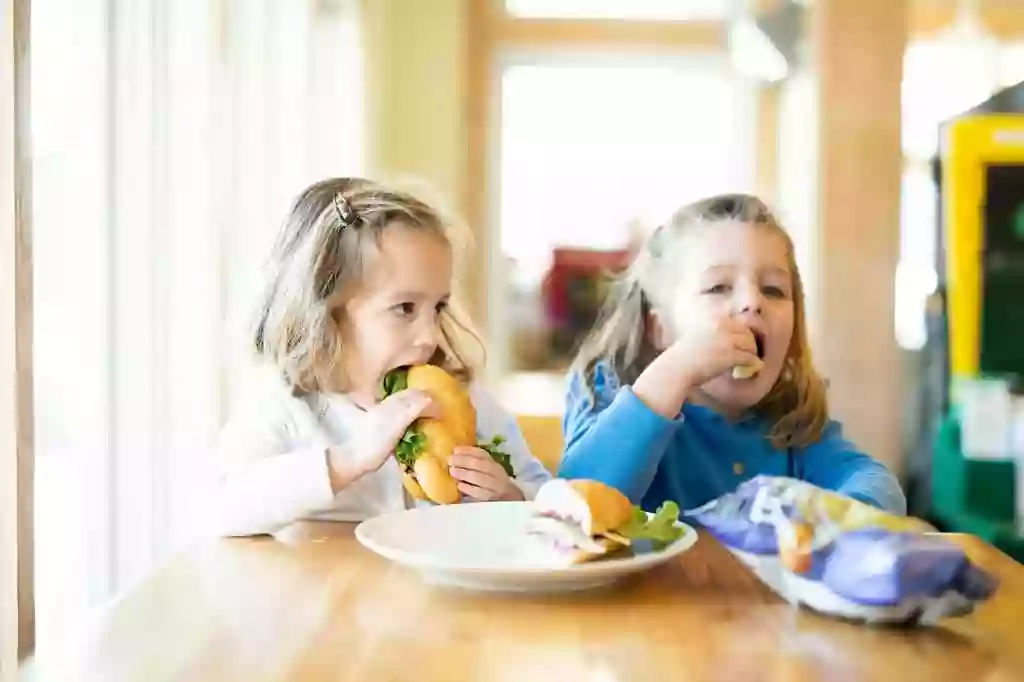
left=687, top=476, right=998, bottom=625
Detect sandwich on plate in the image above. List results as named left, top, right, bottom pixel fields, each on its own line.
left=527, top=478, right=685, bottom=565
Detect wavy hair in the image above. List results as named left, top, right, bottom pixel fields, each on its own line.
left=571, top=193, right=829, bottom=449
left=252, top=177, right=483, bottom=394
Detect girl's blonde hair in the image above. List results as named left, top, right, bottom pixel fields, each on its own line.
left=571, top=193, right=829, bottom=449
left=253, top=176, right=483, bottom=394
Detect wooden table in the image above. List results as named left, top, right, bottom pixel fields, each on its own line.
left=19, top=523, right=1024, bottom=682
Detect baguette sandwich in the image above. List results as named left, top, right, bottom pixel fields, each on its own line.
left=382, top=365, right=514, bottom=505
left=527, top=478, right=685, bottom=564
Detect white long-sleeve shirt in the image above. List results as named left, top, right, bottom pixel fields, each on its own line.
left=214, top=365, right=552, bottom=536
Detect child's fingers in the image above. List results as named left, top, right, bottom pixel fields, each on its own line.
left=418, top=396, right=443, bottom=420
left=457, top=481, right=500, bottom=502
left=731, top=346, right=761, bottom=364
left=450, top=462, right=502, bottom=489
left=450, top=448, right=498, bottom=473
left=379, top=389, right=434, bottom=425
left=729, top=328, right=757, bottom=354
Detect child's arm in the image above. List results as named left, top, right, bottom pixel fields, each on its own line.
left=798, top=421, right=907, bottom=515
left=214, top=382, right=337, bottom=537
left=217, top=409, right=335, bottom=532
left=469, top=383, right=552, bottom=500
left=557, top=365, right=684, bottom=504
left=216, top=368, right=434, bottom=535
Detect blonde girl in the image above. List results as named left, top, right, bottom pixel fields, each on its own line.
left=559, top=194, right=905, bottom=515
left=215, top=177, right=550, bottom=536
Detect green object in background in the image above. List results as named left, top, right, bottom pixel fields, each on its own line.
left=931, top=415, right=1024, bottom=563
left=1014, top=203, right=1024, bottom=241
left=979, top=269, right=1024, bottom=378
left=980, top=166, right=1024, bottom=379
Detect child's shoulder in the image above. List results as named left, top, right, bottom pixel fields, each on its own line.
left=226, top=362, right=314, bottom=422
left=565, top=360, right=621, bottom=408
left=796, top=418, right=850, bottom=452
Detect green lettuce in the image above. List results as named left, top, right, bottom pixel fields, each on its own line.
left=382, top=368, right=422, bottom=471
left=477, top=434, right=515, bottom=478
left=382, top=367, right=409, bottom=397
left=621, top=500, right=685, bottom=545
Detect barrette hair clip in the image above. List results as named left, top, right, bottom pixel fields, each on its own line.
left=333, top=193, right=359, bottom=228
left=648, top=224, right=668, bottom=258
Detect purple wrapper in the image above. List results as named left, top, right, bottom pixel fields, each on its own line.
left=821, top=528, right=997, bottom=606
left=688, top=476, right=998, bottom=615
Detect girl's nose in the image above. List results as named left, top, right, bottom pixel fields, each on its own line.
left=413, top=318, right=441, bottom=350
left=734, top=284, right=764, bottom=316
left=739, top=302, right=762, bottom=315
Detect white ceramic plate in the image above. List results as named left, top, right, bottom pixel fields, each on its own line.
left=355, top=501, right=698, bottom=593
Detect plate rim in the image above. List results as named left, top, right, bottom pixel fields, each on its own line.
left=354, top=500, right=699, bottom=577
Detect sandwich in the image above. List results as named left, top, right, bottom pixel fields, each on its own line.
left=381, top=365, right=514, bottom=505
left=527, top=478, right=685, bottom=564
left=732, top=329, right=766, bottom=380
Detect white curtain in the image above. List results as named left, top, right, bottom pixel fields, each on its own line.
left=31, top=0, right=363, bottom=647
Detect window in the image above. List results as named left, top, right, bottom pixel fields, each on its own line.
left=896, top=38, right=1023, bottom=351
left=505, top=0, right=730, bottom=21
left=902, top=41, right=998, bottom=160
left=775, top=70, right=818, bottom=329
left=30, top=0, right=363, bottom=648
left=998, top=42, right=1024, bottom=87
left=31, top=0, right=112, bottom=646
left=895, top=163, right=939, bottom=351
left=500, top=58, right=750, bottom=277
left=496, top=56, right=753, bottom=371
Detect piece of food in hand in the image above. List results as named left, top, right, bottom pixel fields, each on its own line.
left=732, top=361, right=763, bottom=380
left=527, top=479, right=685, bottom=564
left=732, top=331, right=765, bottom=380
left=382, top=365, right=474, bottom=505
left=382, top=365, right=517, bottom=504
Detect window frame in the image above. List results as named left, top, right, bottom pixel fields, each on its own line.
left=1, top=0, right=36, bottom=666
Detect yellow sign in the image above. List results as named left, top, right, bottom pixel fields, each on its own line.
left=942, top=115, right=1024, bottom=379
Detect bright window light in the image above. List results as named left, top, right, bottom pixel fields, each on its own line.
left=500, top=61, right=750, bottom=283
left=506, top=0, right=731, bottom=20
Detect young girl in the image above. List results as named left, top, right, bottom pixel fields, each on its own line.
left=559, top=194, right=906, bottom=516
left=215, top=177, right=550, bottom=536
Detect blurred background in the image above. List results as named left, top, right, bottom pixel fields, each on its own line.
left=24, top=0, right=1024, bottom=651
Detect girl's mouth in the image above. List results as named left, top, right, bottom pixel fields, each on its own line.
left=753, top=331, right=765, bottom=360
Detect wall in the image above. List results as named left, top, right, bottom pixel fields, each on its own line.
left=812, top=0, right=907, bottom=474
left=362, top=0, right=474, bottom=306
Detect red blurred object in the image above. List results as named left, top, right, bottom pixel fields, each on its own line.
left=541, top=247, right=630, bottom=356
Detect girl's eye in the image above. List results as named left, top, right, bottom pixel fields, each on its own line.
left=391, top=302, right=416, bottom=317
left=762, top=286, right=788, bottom=299
left=703, top=283, right=729, bottom=295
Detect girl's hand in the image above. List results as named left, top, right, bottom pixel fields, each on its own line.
left=633, top=315, right=759, bottom=419
left=668, top=315, right=760, bottom=388
left=449, top=446, right=525, bottom=502
left=326, top=389, right=435, bottom=493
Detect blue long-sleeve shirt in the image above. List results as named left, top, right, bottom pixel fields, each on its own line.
left=559, top=363, right=907, bottom=515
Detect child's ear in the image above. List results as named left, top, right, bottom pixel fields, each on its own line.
left=646, top=308, right=675, bottom=351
